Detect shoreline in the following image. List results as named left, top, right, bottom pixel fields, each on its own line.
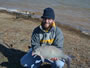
left=0, top=8, right=90, bottom=38
left=0, top=9, right=90, bottom=68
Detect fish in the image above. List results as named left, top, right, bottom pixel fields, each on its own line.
left=32, top=45, right=72, bottom=68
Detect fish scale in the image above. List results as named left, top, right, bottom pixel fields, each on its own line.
left=32, top=46, right=68, bottom=61
left=32, top=45, right=71, bottom=68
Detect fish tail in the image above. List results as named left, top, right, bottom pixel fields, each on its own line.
left=63, top=55, right=71, bottom=68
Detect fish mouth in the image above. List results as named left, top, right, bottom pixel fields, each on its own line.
left=32, top=53, right=40, bottom=58
left=32, top=53, right=37, bottom=56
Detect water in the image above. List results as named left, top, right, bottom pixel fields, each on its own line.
left=0, top=0, right=90, bottom=35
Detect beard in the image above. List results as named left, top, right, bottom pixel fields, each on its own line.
left=41, top=22, right=52, bottom=30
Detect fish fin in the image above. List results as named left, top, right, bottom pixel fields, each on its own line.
left=65, top=55, right=75, bottom=68
left=62, top=55, right=71, bottom=68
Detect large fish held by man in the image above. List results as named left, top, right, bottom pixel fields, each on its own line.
left=32, top=45, right=73, bottom=68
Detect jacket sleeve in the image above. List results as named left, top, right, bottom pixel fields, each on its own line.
left=31, top=28, right=40, bottom=51
left=53, top=27, right=64, bottom=49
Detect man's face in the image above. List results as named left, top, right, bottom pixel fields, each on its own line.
left=41, top=18, right=54, bottom=30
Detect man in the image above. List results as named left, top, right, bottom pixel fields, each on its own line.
left=20, top=7, right=64, bottom=68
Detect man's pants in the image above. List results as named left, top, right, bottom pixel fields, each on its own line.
left=20, top=48, right=65, bottom=68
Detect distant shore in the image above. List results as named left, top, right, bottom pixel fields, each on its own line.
left=0, top=8, right=90, bottom=37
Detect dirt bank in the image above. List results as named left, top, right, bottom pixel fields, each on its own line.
left=0, top=12, right=90, bottom=68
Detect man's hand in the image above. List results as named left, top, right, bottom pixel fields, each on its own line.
left=50, top=57, right=58, bottom=61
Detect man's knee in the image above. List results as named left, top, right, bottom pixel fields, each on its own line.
left=20, top=49, right=33, bottom=67
left=20, top=57, right=29, bottom=67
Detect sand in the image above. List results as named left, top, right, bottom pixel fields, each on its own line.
left=0, top=12, right=90, bottom=68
